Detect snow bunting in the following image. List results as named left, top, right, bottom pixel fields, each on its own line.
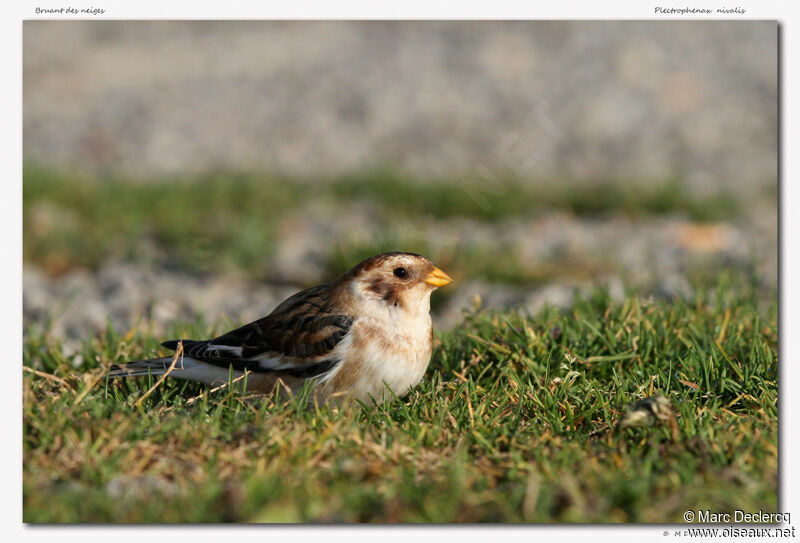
left=109, top=252, right=453, bottom=404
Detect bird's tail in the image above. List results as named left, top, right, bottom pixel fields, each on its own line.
left=107, top=357, right=183, bottom=379
left=107, top=355, right=233, bottom=387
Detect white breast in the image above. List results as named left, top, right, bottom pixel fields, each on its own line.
left=343, top=296, right=434, bottom=403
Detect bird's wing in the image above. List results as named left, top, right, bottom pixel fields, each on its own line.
left=161, top=285, right=354, bottom=378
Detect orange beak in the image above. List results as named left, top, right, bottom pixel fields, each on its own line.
left=424, top=266, right=454, bottom=287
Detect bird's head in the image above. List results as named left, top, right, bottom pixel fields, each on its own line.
left=342, top=252, right=453, bottom=312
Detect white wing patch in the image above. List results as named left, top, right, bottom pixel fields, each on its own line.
left=246, top=351, right=308, bottom=371
left=206, top=344, right=243, bottom=357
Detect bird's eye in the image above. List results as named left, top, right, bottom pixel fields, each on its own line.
left=393, top=267, right=408, bottom=278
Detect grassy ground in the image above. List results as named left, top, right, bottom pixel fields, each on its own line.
left=23, top=273, right=777, bottom=523
left=23, top=166, right=776, bottom=522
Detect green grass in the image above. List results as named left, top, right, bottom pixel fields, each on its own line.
left=23, top=274, right=777, bottom=523
left=329, top=170, right=743, bottom=222
left=24, top=165, right=742, bottom=280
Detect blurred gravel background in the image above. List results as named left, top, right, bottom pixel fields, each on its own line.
left=22, top=21, right=778, bottom=343
left=25, top=21, right=776, bottom=190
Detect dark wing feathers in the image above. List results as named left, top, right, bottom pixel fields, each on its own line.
left=159, top=284, right=353, bottom=377
left=242, top=313, right=353, bottom=359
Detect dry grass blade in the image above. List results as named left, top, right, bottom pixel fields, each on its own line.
left=134, top=342, right=184, bottom=408
left=74, top=370, right=111, bottom=405
left=185, top=373, right=247, bottom=406
left=23, top=366, right=73, bottom=389
left=275, top=377, right=293, bottom=398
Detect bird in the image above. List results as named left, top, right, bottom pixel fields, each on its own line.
left=108, top=252, right=453, bottom=405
